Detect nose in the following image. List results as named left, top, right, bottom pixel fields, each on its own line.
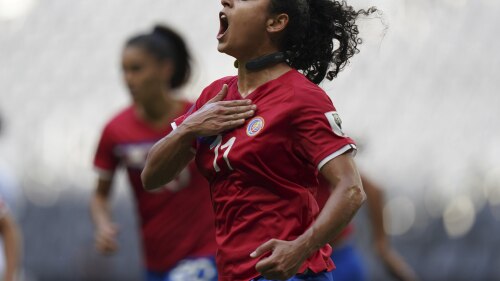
left=221, top=0, right=231, bottom=8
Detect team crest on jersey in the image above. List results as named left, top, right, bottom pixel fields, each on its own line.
left=246, top=116, right=265, bottom=137
left=325, top=111, right=346, bottom=137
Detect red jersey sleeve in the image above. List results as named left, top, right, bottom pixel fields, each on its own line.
left=93, top=124, right=119, bottom=180
left=291, top=87, right=356, bottom=170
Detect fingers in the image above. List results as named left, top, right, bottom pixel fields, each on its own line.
left=96, top=234, right=118, bottom=254
left=218, top=99, right=253, bottom=107
left=207, top=84, right=255, bottom=107
left=188, top=85, right=258, bottom=136
left=208, top=84, right=229, bottom=103
left=220, top=110, right=255, bottom=122
left=203, top=103, right=256, bottom=133
left=251, top=239, right=276, bottom=258
left=255, top=257, right=277, bottom=275
left=252, top=239, right=278, bottom=276
left=256, top=255, right=294, bottom=280
left=252, top=239, right=307, bottom=280
left=220, top=104, right=256, bottom=115
left=95, top=224, right=119, bottom=254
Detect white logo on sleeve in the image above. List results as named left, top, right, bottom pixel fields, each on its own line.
left=325, top=111, right=346, bottom=137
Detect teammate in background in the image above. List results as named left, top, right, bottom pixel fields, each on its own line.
left=142, top=1, right=375, bottom=280
left=0, top=197, right=20, bottom=281
left=90, top=26, right=217, bottom=281
left=0, top=114, right=22, bottom=281
left=317, top=175, right=419, bottom=281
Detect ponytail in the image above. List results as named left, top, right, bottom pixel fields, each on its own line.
left=270, top=0, right=377, bottom=84
left=151, top=25, right=191, bottom=89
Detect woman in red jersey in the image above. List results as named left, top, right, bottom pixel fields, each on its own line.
left=142, top=1, right=375, bottom=280
left=90, top=25, right=218, bottom=281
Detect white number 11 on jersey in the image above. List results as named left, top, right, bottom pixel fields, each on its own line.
left=210, top=135, right=236, bottom=172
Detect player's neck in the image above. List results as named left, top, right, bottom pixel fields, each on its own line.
left=136, top=91, right=178, bottom=125
left=237, top=62, right=291, bottom=98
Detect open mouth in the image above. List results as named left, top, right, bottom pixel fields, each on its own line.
left=217, top=12, right=229, bottom=40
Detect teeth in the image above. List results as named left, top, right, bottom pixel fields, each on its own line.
left=220, top=14, right=227, bottom=20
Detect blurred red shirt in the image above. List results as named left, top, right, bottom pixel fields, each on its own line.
left=94, top=102, right=216, bottom=271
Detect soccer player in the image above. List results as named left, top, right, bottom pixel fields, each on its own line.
left=0, top=115, right=22, bottom=281
left=317, top=175, right=419, bottom=281
left=90, top=26, right=217, bottom=281
left=0, top=196, right=20, bottom=281
left=142, top=1, right=375, bottom=280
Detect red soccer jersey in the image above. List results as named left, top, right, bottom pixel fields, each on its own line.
left=94, top=102, right=217, bottom=271
left=173, top=70, right=356, bottom=281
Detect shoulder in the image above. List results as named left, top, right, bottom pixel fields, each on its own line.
left=285, top=71, right=333, bottom=108
left=101, top=106, right=135, bottom=135
left=105, top=105, right=135, bottom=129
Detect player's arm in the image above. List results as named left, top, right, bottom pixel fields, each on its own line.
left=90, top=177, right=119, bottom=254
left=362, top=175, right=419, bottom=281
left=141, top=124, right=198, bottom=190
left=142, top=85, right=256, bottom=190
left=252, top=152, right=364, bottom=279
left=0, top=212, right=21, bottom=281
left=302, top=152, right=365, bottom=251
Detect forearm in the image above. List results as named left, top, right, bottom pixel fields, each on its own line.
left=300, top=179, right=365, bottom=254
left=362, top=175, right=388, bottom=247
left=362, top=176, right=419, bottom=281
left=1, top=216, right=21, bottom=281
left=141, top=124, right=196, bottom=190
left=90, top=192, right=113, bottom=229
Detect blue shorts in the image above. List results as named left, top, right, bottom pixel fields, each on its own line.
left=252, top=270, right=333, bottom=281
left=330, top=244, right=366, bottom=281
left=145, top=256, right=217, bottom=281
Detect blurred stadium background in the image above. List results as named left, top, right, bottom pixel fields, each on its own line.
left=0, top=0, right=499, bottom=280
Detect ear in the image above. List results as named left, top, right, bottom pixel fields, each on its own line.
left=159, top=60, right=174, bottom=81
left=266, top=13, right=289, bottom=34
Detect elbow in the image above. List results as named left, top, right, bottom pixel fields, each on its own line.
left=359, top=185, right=367, bottom=206
left=349, top=183, right=367, bottom=209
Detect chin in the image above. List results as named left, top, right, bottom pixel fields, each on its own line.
left=216, top=44, right=225, bottom=53
left=217, top=46, right=232, bottom=58
left=217, top=41, right=229, bottom=53
left=217, top=43, right=238, bottom=59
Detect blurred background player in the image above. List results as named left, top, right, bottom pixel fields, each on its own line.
left=317, top=175, right=419, bottom=281
left=0, top=196, right=20, bottom=281
left=90, top=25, right=217, bottom=281
left=0, top=114, right=22, bottom=281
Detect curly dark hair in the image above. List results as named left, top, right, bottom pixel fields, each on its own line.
left=126, top=25, right=191, bottom=89
left=269, top=0, right=377, bottom=84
